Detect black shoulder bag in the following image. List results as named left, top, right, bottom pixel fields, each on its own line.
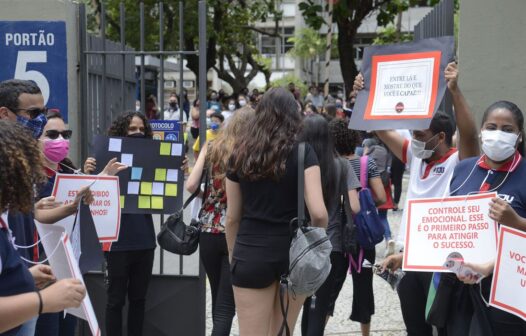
left=157, top=168, right=209, bottom=255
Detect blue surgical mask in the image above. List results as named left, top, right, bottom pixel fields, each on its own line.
left=16, top=113, right=47, bottom=139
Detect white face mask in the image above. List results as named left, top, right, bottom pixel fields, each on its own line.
left=411, top=133, right=440, bottom=159
left=481, top=130, right=519, bottom=162
left=228, top=104, right=236, bottom=111
left=238, top=99, right=246, bottom=107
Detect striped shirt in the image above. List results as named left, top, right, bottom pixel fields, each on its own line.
left=349, top=156, right=380, bottom=187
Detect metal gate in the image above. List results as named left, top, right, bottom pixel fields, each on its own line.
left=78, top=2, right=208, bottom=335
left=414, top=0, right=455, bottom=118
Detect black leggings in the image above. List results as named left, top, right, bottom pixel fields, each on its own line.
left=104, top=249, right=154, bottom=336
left=397, top=271, right=433, bottom=336
left=301, top=252, right=348, bottom=336
left=390, top=155, right=405, bottom=205
left=199, top=233, right=235, bottom=336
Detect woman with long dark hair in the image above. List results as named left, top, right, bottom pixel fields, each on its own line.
left=299, top=115, right=361, bottom=335
left=225, top=88, right=328, bottom=335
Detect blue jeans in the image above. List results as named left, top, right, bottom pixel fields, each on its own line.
left=378, top=209, right=391, bottom=240
left=16, top=317, right=37, bottom=336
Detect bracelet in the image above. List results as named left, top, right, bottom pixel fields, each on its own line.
left=36, top=291, right=43, bottom=315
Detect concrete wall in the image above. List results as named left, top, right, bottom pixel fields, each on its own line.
left=458, top=0, right=526, bottom=125
left=1, top=0, right=80, bottom=162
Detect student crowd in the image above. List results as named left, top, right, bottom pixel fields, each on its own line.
left=1, top=60, right=526, bottom=336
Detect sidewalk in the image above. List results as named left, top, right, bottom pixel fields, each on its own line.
left=205, top=176, right=410, bottom=336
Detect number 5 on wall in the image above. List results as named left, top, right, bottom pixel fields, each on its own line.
left=14, top=51, right=50, bottom=105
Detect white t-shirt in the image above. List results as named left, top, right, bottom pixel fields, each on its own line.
left=396, top=139, right=460, bottom=245
left=164, top=108, right=187, bottom=123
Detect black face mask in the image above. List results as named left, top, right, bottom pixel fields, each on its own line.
left=127, top=132, right=145, bottom=138
left=169, top=102, right=177, bottom=109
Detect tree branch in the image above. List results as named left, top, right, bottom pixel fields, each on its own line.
left=242, top=26, right=281, bottom=38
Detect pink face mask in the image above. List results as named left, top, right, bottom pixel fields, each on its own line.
left=43, top=139, right=70, bottom=163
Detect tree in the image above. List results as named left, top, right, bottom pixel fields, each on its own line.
left=299, top=0, right=440, bottom=94
left=83, top=0, right=281, bottom=92
left=287, top=28, right=325, bottom=85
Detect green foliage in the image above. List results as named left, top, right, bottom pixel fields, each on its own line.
left=298, top=0, right=325, bottom=30
left=253, top=54, right=272, bottom=71
left=287, top=28, right=324, bottom=60
left=373, top=26, right=413, bottom=45
left=270, top=74, right=307, bottom=97
left=83, top=0, right=281, bottom=90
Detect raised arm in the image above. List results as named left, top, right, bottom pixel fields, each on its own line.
left=445, top=62, right=480, bottom=160
left=186, top=143, right=208, bottom=193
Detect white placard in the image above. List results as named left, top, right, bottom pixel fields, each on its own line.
left=403, top=192, right=498, bottom=272
left=52, top=174, right=121, bottom=242
left=490, top=225, right=526, bottom=321
left=35, top=222, right=101, bottom=335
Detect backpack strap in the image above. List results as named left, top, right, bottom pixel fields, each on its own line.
left=297, top=142, right=306, bottom=227
left=278, top=276, right=291, bottom=336
left=360, top=155, right=369, bottom=189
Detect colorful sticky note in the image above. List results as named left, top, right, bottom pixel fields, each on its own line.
left=131, top=167, right=143, bottom=180
left=109, top=138, right=122, bottom=152
left=127, top=181, right=140, bottom=195
left=120, top=195, right=125, bottom=209
left=165, top=183, right=178, bottom=197
left=171, top=143, right=183, bottom=156
left=140, top=182, right=153, bottom=195
left=152, top=182, right=164, bottom=196
left=121, top=153, right=133, bottom=167
left=138, top=196, right=151, bottom=209
left=151, top=196, right=164, bottom=209
left=155, top=168, right=167, bottom=181
left=166, top=169, right=178, bottom=182
left=160, top=142, right=171, bottom=156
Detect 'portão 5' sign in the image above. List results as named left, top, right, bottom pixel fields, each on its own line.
left=0, top=21, right=68, bottom=122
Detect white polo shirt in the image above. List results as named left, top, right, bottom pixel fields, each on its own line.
left=396, top=139, right=460, bottom=245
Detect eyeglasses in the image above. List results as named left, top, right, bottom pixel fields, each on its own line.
left=45, top=129, right=73, bottom=140
left=14, top=107, right=48, bottom=119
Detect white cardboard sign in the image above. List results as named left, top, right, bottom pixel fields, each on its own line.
left=35, top=222, right=101, bottom=335
left=490, top=225, right=526, bottom=321
left=403, top=193, right=498, bottom=272
left=51, top=174, right=121, bottom=242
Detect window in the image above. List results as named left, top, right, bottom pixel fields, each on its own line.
left=258, top=27, right=295, bottom=55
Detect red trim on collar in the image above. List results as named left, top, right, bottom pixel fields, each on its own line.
left=421, top=147, right=457, bottom=179
left=477, top=151, right=521, bottom=172
left=0, top=216, right=8, bottom=229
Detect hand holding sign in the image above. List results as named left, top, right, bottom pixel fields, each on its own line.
left=489, top=197, right=522, bottom=228
left=100, top=157, right=128, bottom=176
left=444, top=61, right=459, bottom=92
left=40, top=278, right=86, bottom=313
left=28, top=264, right=56, bottom=289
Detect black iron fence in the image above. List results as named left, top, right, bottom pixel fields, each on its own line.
left=78, top=2, right=208, bottom=335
